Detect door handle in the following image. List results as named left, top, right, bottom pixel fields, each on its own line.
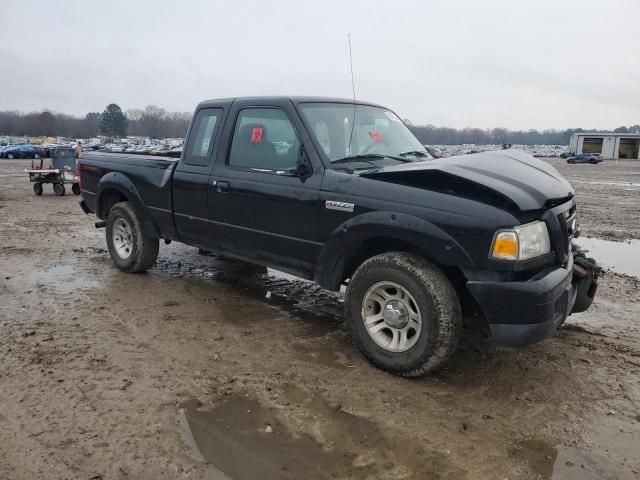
left=213, top=180, right=230, bottom=193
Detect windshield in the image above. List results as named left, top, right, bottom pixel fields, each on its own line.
left=298, top=103, right=431, bottom=166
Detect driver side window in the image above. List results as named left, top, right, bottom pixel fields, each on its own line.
left=228, top=108, right=301, bottom=171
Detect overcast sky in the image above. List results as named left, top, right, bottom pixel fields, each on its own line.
left=1, top=0, right=638, bottom=130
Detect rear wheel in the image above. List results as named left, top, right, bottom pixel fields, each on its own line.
left=106, top=201, right=159, bottom=273
left=33, top=183, right=43, bottom=195
left=72, top=183, right=81, bottom=195
left=7, top=153, right=14, bottom=159
left=345, top=252, right=462, bottom=377
left=53, top=183, right=65, bottom=196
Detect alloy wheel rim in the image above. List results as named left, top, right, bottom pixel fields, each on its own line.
left=361, top=281, right=422, bottom=352
left=112, top=218, right=133, bottom=259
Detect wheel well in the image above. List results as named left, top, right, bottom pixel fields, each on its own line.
left=98, top=188, right=128, bottom=219
left=339, top=236, right=483, bottom=324
left=340, top=237, right=426, bottom=285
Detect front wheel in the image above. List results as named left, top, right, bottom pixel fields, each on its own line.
left=33, top=183, right=43, bottom=195
left=106, top=201, right=159, bottom=273
left=7, top=153, right=14, bottom=159
left=345, top=252, right=462, bottom=377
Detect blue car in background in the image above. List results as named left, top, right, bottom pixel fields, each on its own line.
left=0, top=145, right=44, bottom=159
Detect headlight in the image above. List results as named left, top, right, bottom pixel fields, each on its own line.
left=490, top=220, right=551, bottom=261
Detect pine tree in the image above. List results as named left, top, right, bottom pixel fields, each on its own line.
left=99, top=103, right=128, bottom=137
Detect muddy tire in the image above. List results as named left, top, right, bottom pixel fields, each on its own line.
left=106, top=201, right=159, bottom=273
left=345, top=252, right=462, bottom=377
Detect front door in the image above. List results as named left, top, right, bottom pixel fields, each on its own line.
left=207, top=100, right=324, bottom=276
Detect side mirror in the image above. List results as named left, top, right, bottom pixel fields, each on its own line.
left=293, top=147, right=312, bottom=178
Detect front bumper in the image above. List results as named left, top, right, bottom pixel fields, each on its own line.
left=466, top=252, right=599, bottom=348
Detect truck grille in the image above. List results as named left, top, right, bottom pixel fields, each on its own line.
left=557, top=205, right=577, bottom=257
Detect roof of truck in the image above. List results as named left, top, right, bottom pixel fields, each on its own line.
left=197, top=96, right=386, bottom=109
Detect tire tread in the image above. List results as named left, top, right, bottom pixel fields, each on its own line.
left=345, top=252, right=462, bottom=377
left=106, top=201, right=159, bottom=273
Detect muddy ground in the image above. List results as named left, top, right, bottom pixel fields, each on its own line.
left=0, top=157, right=639, bottom=480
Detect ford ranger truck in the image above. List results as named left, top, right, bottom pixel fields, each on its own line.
left=78, top=96, right=599, bottom=377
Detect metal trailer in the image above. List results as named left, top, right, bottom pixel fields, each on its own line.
left=25, top=146, right=80, bottom=196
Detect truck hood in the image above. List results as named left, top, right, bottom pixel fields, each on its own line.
left=359, top=149, right=574, bottom=212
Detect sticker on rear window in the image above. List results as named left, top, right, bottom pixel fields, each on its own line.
left=369, top=131, right=384, bottom=142
left=251, top=127, right=263, bottom=143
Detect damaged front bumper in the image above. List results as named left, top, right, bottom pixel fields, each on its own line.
left=466, top=245, right=600, bottom=348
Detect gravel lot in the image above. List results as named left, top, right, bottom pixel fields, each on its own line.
left=1, top=157, right=639, bottom=480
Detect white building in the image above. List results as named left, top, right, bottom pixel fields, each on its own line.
left=569, top=132, right=640, bottom=159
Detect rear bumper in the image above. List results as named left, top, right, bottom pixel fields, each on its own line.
left=467, top=253, right=597, bottom=348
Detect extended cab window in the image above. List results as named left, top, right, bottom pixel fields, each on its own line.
left=183, top=108, right=222, bottom=166
left=228, top=108, right=301, bottom=171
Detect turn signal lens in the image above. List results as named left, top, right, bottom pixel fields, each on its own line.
left=491, top=232, right=519, bottom=260
left=490, top=221, right=551, bottom=261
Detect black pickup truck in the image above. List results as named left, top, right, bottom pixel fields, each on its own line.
left=78, top=96, right=599, bottom=376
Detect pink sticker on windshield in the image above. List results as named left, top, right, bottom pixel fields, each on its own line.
left=369, top=131, right=384, bottom=142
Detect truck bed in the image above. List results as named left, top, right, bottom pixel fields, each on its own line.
left=79, top=151, right=179, bottom=239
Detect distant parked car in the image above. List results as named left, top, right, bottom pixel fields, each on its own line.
left=566, top=153, right=603, bottom=164
left=1, top=145, right=44, bottom=159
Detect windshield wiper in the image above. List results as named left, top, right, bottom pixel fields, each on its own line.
left=331, top=154, right=388, bottom=165
left=399, top=150, right=430, bottom=158
left=331, top=154, right=412, bottom=165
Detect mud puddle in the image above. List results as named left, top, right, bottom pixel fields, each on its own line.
left=512, top=441, right=632, bottom=480
left=177, top=396, right=371, bottom=480
left=575, top=238, right=640, bottom=278
left=178, top=390, right=455, bottom=479
left=29, top=264, right=101, bottom=294
left=511, top=417, right=640, bottom=480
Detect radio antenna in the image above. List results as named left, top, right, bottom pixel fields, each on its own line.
left=347, top=33, right=357, bottom=158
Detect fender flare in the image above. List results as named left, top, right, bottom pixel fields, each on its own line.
left=314, top=211, right=475, bottom=290
left=95, top=172, right=159, bottom=237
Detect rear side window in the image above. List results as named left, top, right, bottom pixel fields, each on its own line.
left=183, top=108, right=222, bottom=166
left=228, top=108, right=301, bottom=172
